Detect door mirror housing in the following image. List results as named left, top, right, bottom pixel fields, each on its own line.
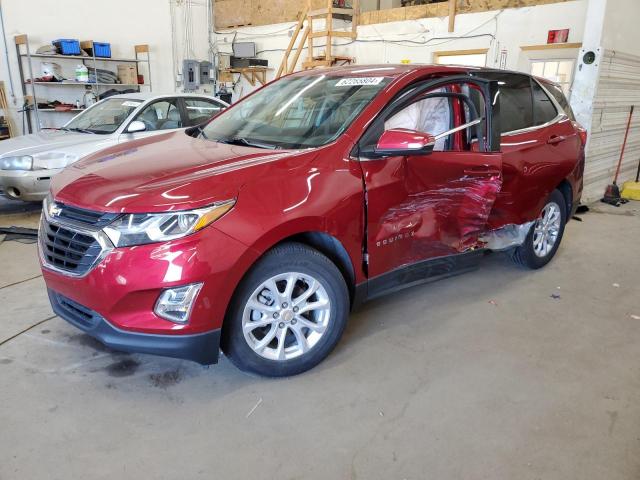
left=126, top=120, right=146, bottom=133
left=374, top=128, right=436, bottom=156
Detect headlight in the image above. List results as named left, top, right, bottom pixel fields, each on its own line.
left=32, top=152, right=78, bottom=170
left=0, top=155, right=33, bottom=170
left=103, top=199, right=236, bottom=247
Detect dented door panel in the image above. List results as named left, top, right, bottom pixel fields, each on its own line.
left=361, top=151, right=502, bottom=278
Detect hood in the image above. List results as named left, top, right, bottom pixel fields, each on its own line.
left=0, top=130, right=111, bottom=156
left=51, top=131, right=316, bottom=213
left=0, top=129, right=118, bottom=169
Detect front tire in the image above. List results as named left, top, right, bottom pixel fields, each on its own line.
left=222, top=242, right=349, bottom=377
left=512, top=189, right=566, bottom=269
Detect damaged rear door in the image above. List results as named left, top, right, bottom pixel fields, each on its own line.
left=357, top=76, right=503, bottom=283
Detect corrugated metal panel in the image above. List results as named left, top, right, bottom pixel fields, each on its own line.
left=582, top=49, right=640, bottom=203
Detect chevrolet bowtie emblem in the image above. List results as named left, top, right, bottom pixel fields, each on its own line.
left=48, top=202, right=62, bottom=217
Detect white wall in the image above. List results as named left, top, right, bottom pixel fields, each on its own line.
left=601, top=0, right=640, bottom=52
left=569, top=0, right=640, bottom=202
left=215, top=1, right=587, bottom=100
left=0, top=0, right=212, bottom=132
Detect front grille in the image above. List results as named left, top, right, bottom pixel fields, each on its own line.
left=49, top=290, right=101, bottom=331
left=55, top=202, right=119, bottom=228
left=41, top=220, right=103, bottom=275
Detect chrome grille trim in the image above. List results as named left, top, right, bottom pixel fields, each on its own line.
left=38, top=198, right=115, bottom=278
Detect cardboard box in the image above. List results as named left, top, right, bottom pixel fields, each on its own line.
left=117, top=65, right=138, bottom=85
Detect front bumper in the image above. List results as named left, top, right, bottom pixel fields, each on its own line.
left=0, top=169, right=61, bottom=201
left=40, top=222, right=256, bottom=336
left=49, top=289, right=221, bottom=364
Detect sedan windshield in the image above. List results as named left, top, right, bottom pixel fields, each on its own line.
left=200, top=74, right=392, bottom=149
left=64, top=98, right=142, bottom=134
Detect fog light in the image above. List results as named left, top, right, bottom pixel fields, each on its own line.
left=154, top=283, right=203, bottom=324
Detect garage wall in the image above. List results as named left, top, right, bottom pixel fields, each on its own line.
left=570, top=0, right=640, bottom=203
left=215, top=1, right=587, bottom=99
left=0, top=0, right=211, bottom=131
left=580, top=50, right=640, bottom=203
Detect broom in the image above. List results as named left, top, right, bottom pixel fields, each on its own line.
left=602, top=105, right=634, bottom=206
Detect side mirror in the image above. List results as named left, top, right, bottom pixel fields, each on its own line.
left=375, top=128, right=436, bottom=156
left=126, top=120, right=146, bottom=133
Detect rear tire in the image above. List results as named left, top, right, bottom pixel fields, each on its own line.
left=512, top=189, right=566, bottom=269
left=222, top=242, right=349, bottom=377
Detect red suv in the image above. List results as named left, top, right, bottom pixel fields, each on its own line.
left=40, top=66, right=585, bottom=376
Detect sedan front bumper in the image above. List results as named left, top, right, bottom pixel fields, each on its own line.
left=0, top=168, right=61, bottom=201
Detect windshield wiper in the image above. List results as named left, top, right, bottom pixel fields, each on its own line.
left=60, top=127, right=97, bottom=134
left=217, top=137, right=279, bottom=150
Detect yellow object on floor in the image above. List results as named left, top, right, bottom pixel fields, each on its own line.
left=621, top=181, right=640, bottom=200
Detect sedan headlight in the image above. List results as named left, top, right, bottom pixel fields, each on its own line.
left=103, top=199, right=236, bottom=247
left=0, top=155, right=33, bottom=170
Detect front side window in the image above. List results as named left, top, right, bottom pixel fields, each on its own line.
left=64, top=98, right=142, bottom=134
left=200, top=74, right=392, bottom=149
left=135, top=100, right=182, bottom=131
left=384, top=89, right=452, bottom=151
left=185, top=99, right=224, bottom=126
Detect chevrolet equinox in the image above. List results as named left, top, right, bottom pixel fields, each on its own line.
left=39, top=65, right=586, bottom=376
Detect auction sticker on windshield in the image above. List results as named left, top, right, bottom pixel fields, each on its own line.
left=122, top=101, right=142, bottom=107
left=335, top=77, right=385, bottom=87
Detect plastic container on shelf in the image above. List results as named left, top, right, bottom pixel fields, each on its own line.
left=53, top=39, right=81, bottom=55
left=75, top=64, right=89, bottom=82
left=92, top=42, right=111, bottom=58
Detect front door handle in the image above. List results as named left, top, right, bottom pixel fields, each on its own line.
left=547, top=134, right=568, bottom=145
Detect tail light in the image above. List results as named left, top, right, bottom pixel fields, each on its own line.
left=573, top=121, right=588, bottom=146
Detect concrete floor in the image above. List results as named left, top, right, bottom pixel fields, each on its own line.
left=0, top=200, right=639, bottom=480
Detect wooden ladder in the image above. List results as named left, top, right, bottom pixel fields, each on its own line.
left=303, top=0, right=359, bottom=70
left=276, top=6, right=310, bottom=78
left=276, top=0, right=359, bottom=78
left=0, top=82, right=14, bottom=140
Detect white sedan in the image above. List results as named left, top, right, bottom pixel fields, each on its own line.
left=0, top=93, right=228, bottom=202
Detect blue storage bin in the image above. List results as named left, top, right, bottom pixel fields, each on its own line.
left=92, top=42, right=111, bottom=58
left=53, top=38, right=81, bottom=55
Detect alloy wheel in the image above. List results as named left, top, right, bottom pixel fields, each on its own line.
left=533, top=201, right=562, bottom=258
left=242, top=272, right=331, bottom=361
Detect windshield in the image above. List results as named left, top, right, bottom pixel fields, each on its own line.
left=64, top=98, right=142, bottom=134
left=200, top=74, right=392, bottom=149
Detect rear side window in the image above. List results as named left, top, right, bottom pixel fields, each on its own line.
left=532, top=81, right=558, bottom=125
left=481, top=72, right=533, bottom=134
left=543, top=82, right=576, bottom=121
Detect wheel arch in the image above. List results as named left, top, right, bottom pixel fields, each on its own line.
left=220, top=226, right=360, bottom=345
left=556, top=179, right=573, bottom=219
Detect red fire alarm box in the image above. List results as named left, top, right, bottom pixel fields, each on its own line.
left=547, top=29, right=569, bottom=44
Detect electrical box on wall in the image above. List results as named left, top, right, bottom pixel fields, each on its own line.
left=182, top=59, right=200, bottom=90
left=199, top=61, right=213, bottom=85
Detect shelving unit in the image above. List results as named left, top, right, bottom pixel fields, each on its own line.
left=220, top=67, right=269, bottom=86
left=14, top=34, right=152, bottom=132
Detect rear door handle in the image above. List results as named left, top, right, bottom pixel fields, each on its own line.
left=547, top=135, right=568, bottom=145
